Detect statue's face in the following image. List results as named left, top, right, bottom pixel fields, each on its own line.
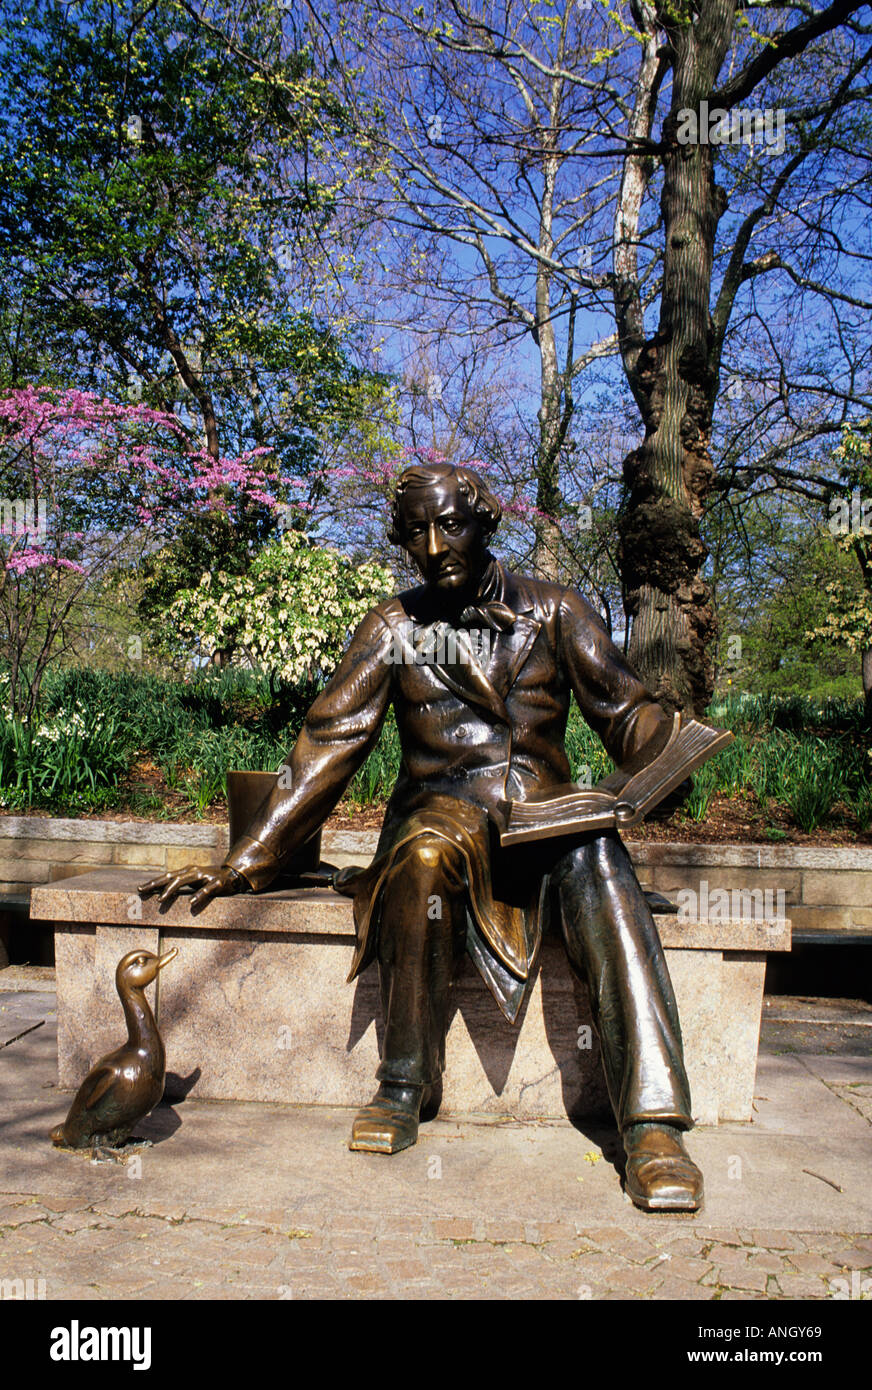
left=398, top=476, right=488, bottom=595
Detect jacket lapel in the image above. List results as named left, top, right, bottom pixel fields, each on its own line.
left=385, top=566, right=542, bottom=723
left=429, top=622, right=510, bottom=725
left=488, top=614, right=541, bottom=699
left=486, top=570, right=541, bottom=699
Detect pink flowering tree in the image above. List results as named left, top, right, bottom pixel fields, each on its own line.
left=0, top=388, right=279, bottom=719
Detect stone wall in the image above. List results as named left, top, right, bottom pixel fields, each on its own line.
left=1, top=816, right=869, bottom=941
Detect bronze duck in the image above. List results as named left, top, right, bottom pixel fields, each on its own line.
left=50, top=947, right=177, bottom=1156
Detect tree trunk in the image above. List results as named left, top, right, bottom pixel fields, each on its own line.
left=531, top=149, right=566, bottom=583
left=533, top=373, right=564, bottom=580
left=863, top=647, right=872, bottom=718
left=616, top=3, right=734, bottom=713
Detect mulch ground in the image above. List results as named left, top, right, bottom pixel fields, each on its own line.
left=9, top=772, right=871, bottom=846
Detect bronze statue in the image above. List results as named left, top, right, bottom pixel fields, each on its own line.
left=50, top=947, right=177, bottom=1158
left=140, top=464, right=704, bottom=1211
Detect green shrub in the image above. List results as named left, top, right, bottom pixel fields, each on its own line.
left=682, top=762, right=719, bottom=822
left=0, top=665, right=867, bottom=827
left=0, top=702, right=131, bottom=812
left=777, top=739, right=843, bottom=832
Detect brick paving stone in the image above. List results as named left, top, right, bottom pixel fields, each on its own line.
left=696, top=1228, right=746, bottom=1246
left=747, top=1251, right=789, bottom=1273
left=330, top=1234, right=375, bottom=1251
left=383, top=1259, right=431, bottom=1282
left=536, top=1220, right=571, bottom=1241
left=217, top=1243, right=283, bottom=1267
left=654, top=1253, right=713, bottom=1283
left=49, top=1211, right=116, bottom=1232
left=748, top=1229, right=802, bottom=1250
left=282, top=1276, right=341, bottom=1297
left=0, top=1207, right=45, bottom=1228
left=793, top=1233, right=848, bottom=1254
left=719, top=1289, right=760, bottom=1300
left=377, top=1213, right=430, bottom=1234
left=451, top=1241, right=502, bottom=1261
left=537, top=1238, right=585, bottom=1259
left=7, top=1222, right=69, bottom=1252
left=829, top=1248, right=872, bottom=1270
left=134, top=1201, right=191, bottom=1222
left=663, top=1235, right=712, bottom=1256
left=653, top=1274, right=715, bottom=1300
left=711, top=1265, right=769, bottom=1293
left=787, top=1251, right=841, bottom=1277
left=776, top=1272, right=832, bottom=1299
left=46, top=1282, right=104, bottom=1300
left=342, top=1272, right=391, bottom=1294
left=429, top=1218, right=478, bottom=1241
left=179, top=1283, right=238, bottom=1299
left=698, top=1244, right=750, bottom=1275
left=575, top=1223, right=628, bottom=1244
left=593, top=1230, right=664, bottom=1263
left=142, top=1257, right=196, bottom=1279
left=220, top=1225, right=266, bottom=1243
left=567, top=1252, right=626, bottom=1280
left=609, top=1264, right=664, bottom=1294
left=484, top=1219, right=527, bottom=1243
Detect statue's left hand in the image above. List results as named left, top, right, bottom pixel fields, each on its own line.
left=138, top=863, right=243, bottom=913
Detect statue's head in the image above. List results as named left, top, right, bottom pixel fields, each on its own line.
left=388, top=462, right=501, bottom=595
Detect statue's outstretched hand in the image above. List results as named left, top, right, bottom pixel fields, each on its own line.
left=138, top=864, right=243, bottom=913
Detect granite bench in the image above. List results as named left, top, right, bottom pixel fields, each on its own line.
left=30, top=867, right=791, bottom=1127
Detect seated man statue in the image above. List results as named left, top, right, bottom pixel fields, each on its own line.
left=142, top=462, right=704, bottom=1211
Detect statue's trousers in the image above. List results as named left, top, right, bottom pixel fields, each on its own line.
left=373, top=828, right=694, bottom=1130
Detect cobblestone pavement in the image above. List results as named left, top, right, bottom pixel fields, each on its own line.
left=2, top=990, right=871, bottom=1301
left=2, top=1193, right=871, bottom=1301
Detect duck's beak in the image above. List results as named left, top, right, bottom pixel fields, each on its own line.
left=156, top=948, right=178, bottom=971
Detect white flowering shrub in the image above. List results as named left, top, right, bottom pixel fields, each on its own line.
left=168, top=531, right=394, bottom=682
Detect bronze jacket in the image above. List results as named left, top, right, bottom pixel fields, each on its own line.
left=224, top=559, right=671, bottom=1017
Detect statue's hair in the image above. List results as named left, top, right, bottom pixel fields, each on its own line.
left=388, top=462, right=502, bottom=545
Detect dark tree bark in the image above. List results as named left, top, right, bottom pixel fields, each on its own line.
left=615, top=0, right=865, bottom=712
left=617, top=0, right=733, bottom=712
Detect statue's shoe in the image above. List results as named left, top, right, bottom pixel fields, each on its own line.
left=623, top=1124, right=704, bottom=1212
left=349, top=1083, right=434, bottom=1154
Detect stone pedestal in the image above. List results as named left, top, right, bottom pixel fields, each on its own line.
left=31, top=868, right=791, bottom=1125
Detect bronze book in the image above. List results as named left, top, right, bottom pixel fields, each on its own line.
left=494, top=713, right=734, bottom=845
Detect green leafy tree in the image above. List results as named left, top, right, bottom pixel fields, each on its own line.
left=0, top=0, right=393, bottom=621
left=808, top=420, right=872, bottom=712
left=166, top=529, right=393, bottom=683
left=704, top=486, right=860, bottom=699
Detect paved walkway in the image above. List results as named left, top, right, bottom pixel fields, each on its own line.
left=1, top=983, right=870, bottom=1301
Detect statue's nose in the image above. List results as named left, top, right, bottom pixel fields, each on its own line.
left=426, top=522, right=447, bottom=557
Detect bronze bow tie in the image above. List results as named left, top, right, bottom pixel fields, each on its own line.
left=458, top=600, right=516, bottom=632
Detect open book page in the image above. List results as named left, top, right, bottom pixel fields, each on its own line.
left=495, top=715, right=733, bottom=845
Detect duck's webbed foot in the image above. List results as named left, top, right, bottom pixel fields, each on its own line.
left=88, top=1144, right=126, bottom=1165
